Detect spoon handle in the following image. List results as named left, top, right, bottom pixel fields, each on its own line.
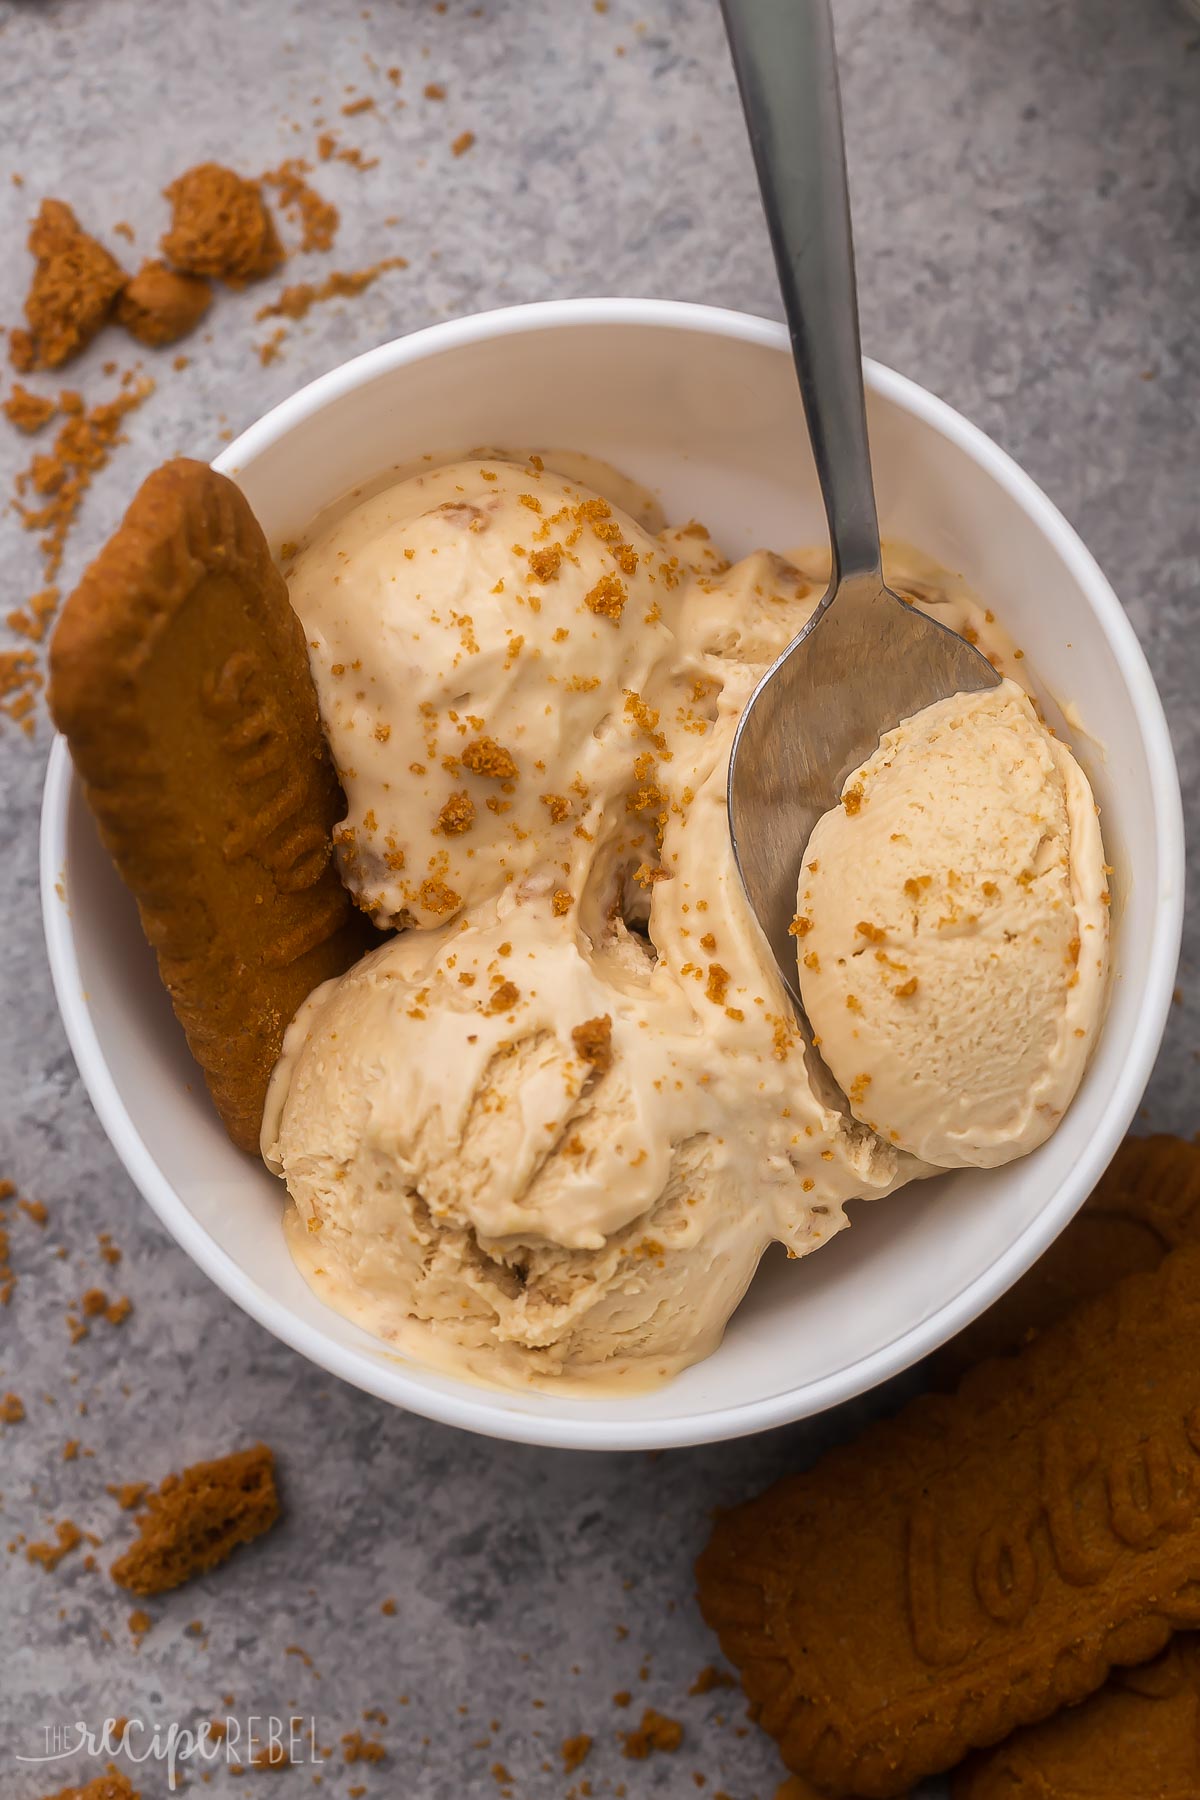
left=722, top=0, right=882, bottom=585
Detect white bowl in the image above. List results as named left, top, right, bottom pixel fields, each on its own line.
left=41, top=300, right=1184, bottom=1450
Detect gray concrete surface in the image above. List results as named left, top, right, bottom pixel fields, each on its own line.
left=1, top=0, right=1197, bottom=1794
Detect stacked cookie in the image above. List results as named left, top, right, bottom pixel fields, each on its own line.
left=697, top=1136, right=1200, bottom=1799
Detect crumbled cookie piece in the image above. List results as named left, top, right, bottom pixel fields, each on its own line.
left=253, top=1741, right=292, bottom=1769
left=435, top=790, right=475, bottom=835
left=689, top=1665, right=737, bottom=1696
left=24, top=199, right=127, bottom=368
left=260, top=159, right=339, bottom=255
left=620, top=1710, right=683, bottom=1760
left=105, top=1481, right=148, bottom=1511
left=572, top=1016, right=613, bottom=1075
left=116, top=260, right=212, bottom=347
left=27, top=1518, right=83, bottom=1570
left=340, top=1731, right=386, bottom=1764
left=8, top=327, right=37, bottom=373
left=109, top=1443, right=279, bottom=1595
left=562, top=1733, right=592, bottom=1772
left=3, top=383, right=57, bottom=433
left=462, top=735, right=518, bottom=780
left=161, top=164, right=283, bottom=285
left=35, top=1767, right=139, bottom=1800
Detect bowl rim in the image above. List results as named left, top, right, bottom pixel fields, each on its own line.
left=40, top=297, right=1185, bottom=1450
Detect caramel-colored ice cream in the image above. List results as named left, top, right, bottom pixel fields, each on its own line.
left=286, top=458, right=679, bottom=931
left=795, top=681, right=1108, bottom=1168
left=264, top=454, right=1107, bottom=1390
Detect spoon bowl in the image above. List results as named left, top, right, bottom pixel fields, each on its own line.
left=728, top=572, right=999, bottom=1003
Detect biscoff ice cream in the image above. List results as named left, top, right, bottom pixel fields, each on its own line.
left=265, top=907, right=859, bottom=1390
left=286, top=458, right=679, bottom=931
left=795, top=682, right=1109, bottom=1169
left=263, top=453, right=1108, bottom=1390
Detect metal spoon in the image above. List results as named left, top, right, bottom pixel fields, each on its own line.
left=721, top=0, right=999, bottom=1007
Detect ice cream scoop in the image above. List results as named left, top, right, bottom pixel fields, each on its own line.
left=795, top=681, right=1109, bottom=1168
left=722, top=0, right=999, bottom=1003
left=285, top=457, right=673, bottom=931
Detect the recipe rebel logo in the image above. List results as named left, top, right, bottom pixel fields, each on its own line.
left=14, top=1713, right=321, bottom=1787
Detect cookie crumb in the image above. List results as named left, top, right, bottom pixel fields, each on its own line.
left=254, top=1741, right=292, bottom=1769
left=341, top=1731, right=386, bottom=1764
left=3, top=383, right=57, bottom=433
left=435, top=790, right=475, bottom=835
left=485, top=980, right=520, bottom=1014
left=8, top=327, right=36, bottom=373
left=619, top=1710, right=683, bottom=1760
left=704, top=964, right=730, bottom=1007
left=161, top=165, right=283, bottom=285
left=562, top=1734, right=592, bottom=1772
left=418, top=878, right=462, bottom=917
left=688, top=1665, right=737, bottom=1696
left=584, top=572, right=627, bottom=622
left=27, top=1517, right=83, bottom=1571
left=572, top=1015, right=613, bottom=1075
left=260, top=159, right=339, bottom=255
left=109, top=1444, right=279, bottom=1595
left=23, top=199, right=127, bottom=368
left=34, top=1766, right=139, bottom=1800
left=254, top=257, right=408, bottom=324
left=106, top=1481, right=148, bottom=1511
left=462, top=735, right=518, bottom=780
left=11, top=370, right=156, bottom=628
left=116, top=261, right=212, bottom=348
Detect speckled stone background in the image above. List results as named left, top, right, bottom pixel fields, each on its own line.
left=1, top=0, right=1196, bottom=1795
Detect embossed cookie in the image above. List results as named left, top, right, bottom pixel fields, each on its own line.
left=697, top=1243, right=1200, bottom=1799
left=952, top=1635, right=1200, bottom=1799
left=934, top=1135, right=1200, bottom=1384
left=49, top=457, right=374, bottom=1153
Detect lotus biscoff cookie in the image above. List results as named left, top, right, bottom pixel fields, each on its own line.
left=952, top=1634, right=1200, bottom=1799
left=934, top=1134, right=1200, bottom=1383
left=697, top=1242, right=1200, bottom=1799
left=48, top=457, right=374, bottom=1152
